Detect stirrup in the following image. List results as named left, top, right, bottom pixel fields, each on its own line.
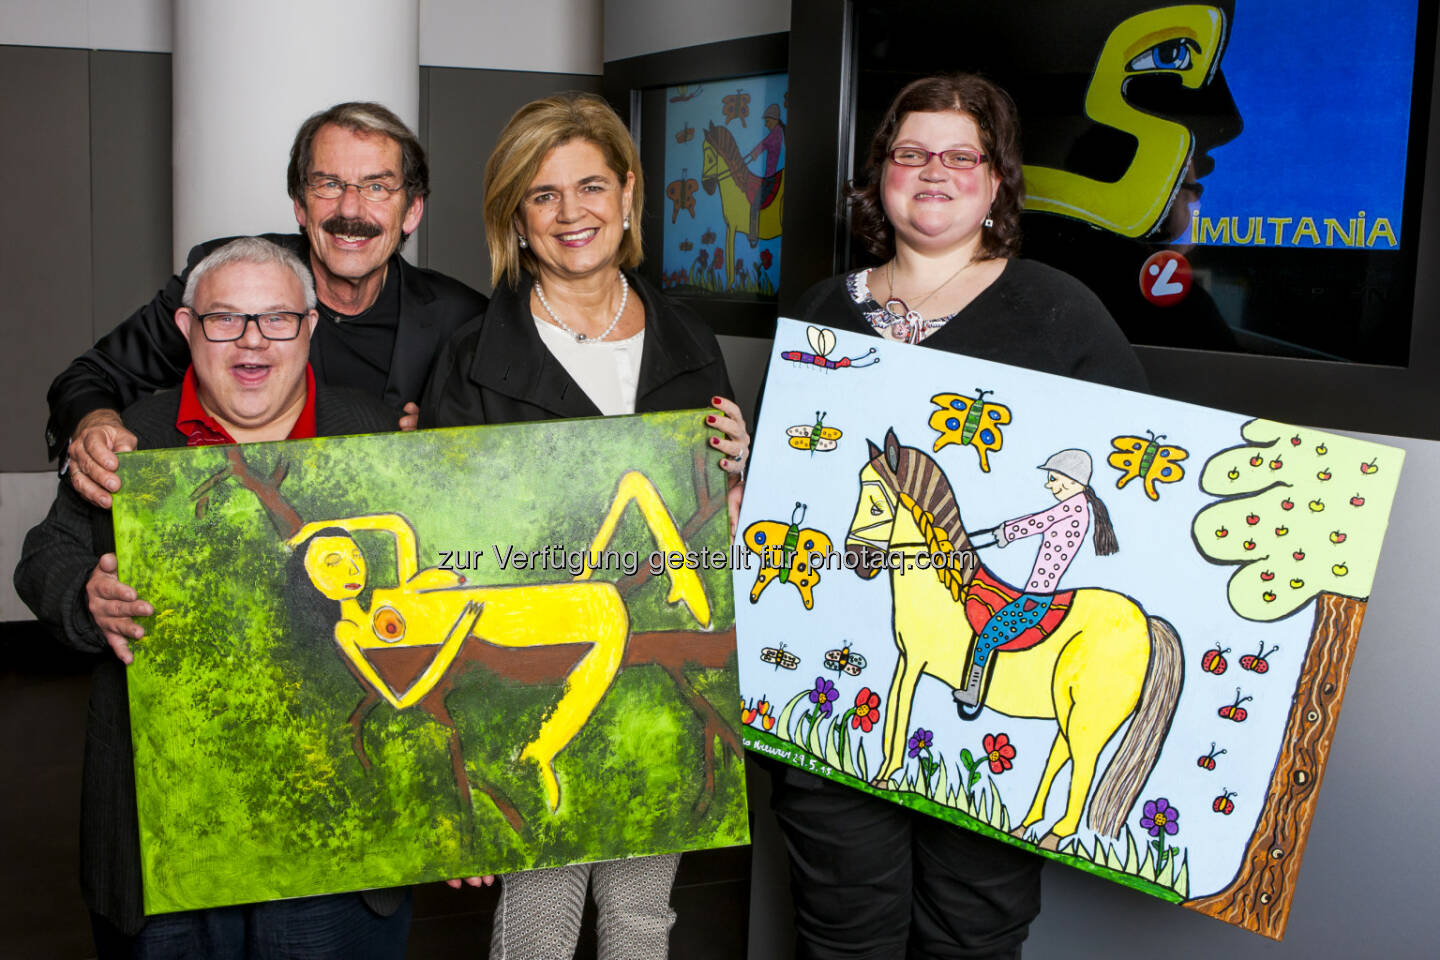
left=953, top=661, right=989, bottom=721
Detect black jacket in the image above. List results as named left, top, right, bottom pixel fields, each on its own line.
left=15, top=385, right=403, bottom=933
left=45, top=233, right=486, bottom=458
left=422, top=271, right=733, bottom=425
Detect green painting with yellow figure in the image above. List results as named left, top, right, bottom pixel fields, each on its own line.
left=112, top=410, right=747, bottom=915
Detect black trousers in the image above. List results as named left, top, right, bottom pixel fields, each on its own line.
left=766, top=760, right=1042, bottom=960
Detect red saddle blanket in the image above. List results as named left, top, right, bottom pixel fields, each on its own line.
left=963, top=567, right=1075, bottom=653
left=745, top=171, right=782, bottom=210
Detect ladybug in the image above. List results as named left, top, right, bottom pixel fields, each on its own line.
left=1200, top=642, right=1231, bottom=675
left=1240, top=642, right=1279, bottom=674
left=1197, top=742, right=1226, bottom=770
left=1213, top=789, right=1237, bottom=815
left=1218, top=688, right=1253, bottom=722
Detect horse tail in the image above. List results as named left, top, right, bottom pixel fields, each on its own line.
left=1087, top=615, right=1183, bottom=837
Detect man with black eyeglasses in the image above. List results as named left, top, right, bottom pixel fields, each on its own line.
left=47, top=101, right=486, bottom=510
left=17, top=237, right=409, bottom=958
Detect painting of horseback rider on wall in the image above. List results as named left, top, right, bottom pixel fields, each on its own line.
left=110, top=412, right=748, bottom=914
left=660, top=72, right=787, bottom=299
left=736, top=318, right=1404, bottom=939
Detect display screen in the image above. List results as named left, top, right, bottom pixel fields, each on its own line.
left=850, top=0, right=1432, bottom=363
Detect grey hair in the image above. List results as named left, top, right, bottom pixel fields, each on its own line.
left=181, top=237, right=316, bottom=309
left=287, top=101, right=428, bottom=207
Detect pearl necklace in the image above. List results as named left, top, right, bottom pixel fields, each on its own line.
left=534, top=273, right=629, bottom=343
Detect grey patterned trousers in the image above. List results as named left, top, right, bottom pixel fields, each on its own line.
left=490, top=853, right=681, bottom=959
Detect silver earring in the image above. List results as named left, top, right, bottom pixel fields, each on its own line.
left=518, top=235, right=528, bottom=249
left=623, top=216, right=631, bottom=230
left=983, top=216, right=994, bottom=229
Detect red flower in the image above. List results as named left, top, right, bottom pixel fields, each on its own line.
left=760, top=249, right=774, bottom=270
left=712, top=248, right=725, bottom=272
left=851, top=687, right=881, bottom=732
left=983, top=732, right=1016, bottom=774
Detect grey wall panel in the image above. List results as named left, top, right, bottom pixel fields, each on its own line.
left=423, top=67, right=602, bottom=296
left=89, top=49, right=171, bottom=342
left=0, top=45, right=92, bottom=472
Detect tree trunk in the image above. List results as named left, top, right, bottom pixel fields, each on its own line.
left=1185, top=591, right=1365, bottom=939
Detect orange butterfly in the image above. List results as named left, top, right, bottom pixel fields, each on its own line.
left=1108, top=430, right=1188, bottom=500
left=674, top=123, right=694, bottom=144
left=666, top=170, right=699, bottom=223
left=722, top=90, right=751, bottom=127
left=743, top=502, right=832, bottom=610
left=928, top=389, right=1010, bottom=473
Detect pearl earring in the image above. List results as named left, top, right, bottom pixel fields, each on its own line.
left=623, top=216, right=631, bottom=230
left=518, top=235, right=528, bottom=249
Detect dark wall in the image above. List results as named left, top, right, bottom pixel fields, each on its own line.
left=0, top=45, right=600, bottom=473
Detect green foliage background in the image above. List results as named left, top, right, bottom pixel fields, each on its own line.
left=112, top=412, right=746, bottom=914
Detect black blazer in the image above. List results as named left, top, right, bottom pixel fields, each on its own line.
left=422, top=271, right=733, bottom=426
left=44, top=233, right=486, bottom=458
left=15, top=385, right=404, bottom=934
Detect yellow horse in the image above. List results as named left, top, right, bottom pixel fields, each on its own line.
left=288, top=470, right=710, bottom=813
left=701, top=123, right=783, bottom=290
left=843, top=430, right=1182, bottom=849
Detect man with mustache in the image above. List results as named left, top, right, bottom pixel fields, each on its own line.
left=47, top=101, right=486, bottom=508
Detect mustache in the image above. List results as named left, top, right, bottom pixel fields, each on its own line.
left=320, top=216, right=382, bottom=239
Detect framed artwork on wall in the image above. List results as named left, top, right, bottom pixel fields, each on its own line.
left=605, top=33, right=789, bottom=337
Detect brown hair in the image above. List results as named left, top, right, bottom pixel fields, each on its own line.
left=484, top=92, right=643, bottom=289
left=287, top=102, right=429, bottom=207
left=849, top=73, right=1024, bottom=261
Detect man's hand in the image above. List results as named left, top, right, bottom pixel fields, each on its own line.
left=399, top=401, right=420, bottom=432
left=85, top=553, right=152, bottom=664
left=68, top=409, right=137, bottom=509
left=444, top=875, right=496, bottom=889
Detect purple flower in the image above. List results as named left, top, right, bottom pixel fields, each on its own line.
left=907, top=728, right=933, bottom=758
left=1140, top=797, right=1180, bottom=837
left=808, top=677, right=838, bottom=717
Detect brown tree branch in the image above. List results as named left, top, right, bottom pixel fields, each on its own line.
left=1185, top=592, right=1365, bottom=939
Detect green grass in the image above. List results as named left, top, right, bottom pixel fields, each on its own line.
left=745, top=698, right=1187, bottom=903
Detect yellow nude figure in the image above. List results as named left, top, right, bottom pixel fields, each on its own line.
left=288, top=470, right=710, bottom=812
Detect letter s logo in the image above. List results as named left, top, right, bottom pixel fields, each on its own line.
left=1024, top=5, right=1227, bottom=237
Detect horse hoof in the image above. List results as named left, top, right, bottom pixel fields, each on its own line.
left=869, top=777, right=893, bottom=790
left=1009, top=824, right=1030, bottom=841
left=1038, top=833, right=1064, bottom=852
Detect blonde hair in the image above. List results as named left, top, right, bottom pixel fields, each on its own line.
left=484, top=92, right=644, bottom=289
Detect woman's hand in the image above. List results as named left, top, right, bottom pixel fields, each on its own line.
left=707, top=397, right=750, bottom=539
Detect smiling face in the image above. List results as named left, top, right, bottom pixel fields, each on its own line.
left=1045, top=471, right=1085, bottom=501
left=175, top=260, right=318, bottom=442
left=881, top=111, right=1001, bottom=259
left=292, top=124, right=424, bottom=299
left=517, top=138, right=635, bottom=288
left=304, top=535, right=367, bottom=600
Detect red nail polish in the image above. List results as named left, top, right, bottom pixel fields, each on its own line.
left=706, top=415, right=716, bottom=424
left=712, top=397, right=722, bottom=406
left=710, top=437, right=719, bottom=445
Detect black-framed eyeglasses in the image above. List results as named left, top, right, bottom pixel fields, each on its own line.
left=307, top=177, right=404, bottom=202
left=196, top=312, right=307, bottom=342
left=888, top=147, right=989, bottom=170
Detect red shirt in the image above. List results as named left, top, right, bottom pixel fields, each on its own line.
left=175, top=365, right=318, bottom=445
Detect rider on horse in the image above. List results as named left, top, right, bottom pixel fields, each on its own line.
left=956, top=449, right=1119, bottom=719
left=743, top=104, right=785, bottom=245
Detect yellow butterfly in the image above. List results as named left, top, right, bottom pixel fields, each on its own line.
left=928, top=389, right=1011, bottom=472
left=1108, top=431, right=1188, bottom=500
left=742, top=503, right=832, bottom=610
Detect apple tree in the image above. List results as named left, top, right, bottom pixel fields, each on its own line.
left=1186, top=418, right=1403, bottom=937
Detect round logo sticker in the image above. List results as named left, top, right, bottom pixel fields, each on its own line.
left=1139, top=250, right=1193, bottom=307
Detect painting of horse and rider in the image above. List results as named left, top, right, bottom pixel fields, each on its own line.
left=661, top=72, right=787, bottom=298
left=736, top=318, right=1403, bottom=938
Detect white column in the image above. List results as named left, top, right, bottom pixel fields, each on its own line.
left=171, top=0, right=419, bottom=268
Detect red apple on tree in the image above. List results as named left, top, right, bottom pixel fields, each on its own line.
left=1269, top=458, right=1284, bottom=470
left=1316, top=467, right=1331, bottom=481
left=1243, top=540, right=1256, bottom=551
left=1215, top=526, right=1229, bottom=538
left=1260, top=570, right=1275, bottom=581
left=1360, top=459, right=1378, bottom=475
left=1329, top=531, right=1346, bottom=544
left=1246, top=513, right=1259, bottom=525
left=1290, top=435, right=1302, bottom=446
left=1350, top=494, right=1365, bottom=507
left=1281, top=498, right=1294, bottom=511
left=1249, top=455, right=1264, bottom=467
left=1293, top=549, right=1306, bottom=561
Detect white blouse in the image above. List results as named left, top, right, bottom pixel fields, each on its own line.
left=532, top=315, right=646, bottom=416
